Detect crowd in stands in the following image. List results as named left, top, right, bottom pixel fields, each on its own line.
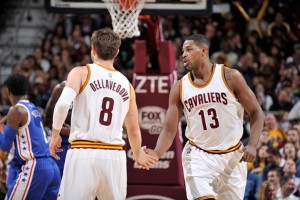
left=0, top=0, right=300, bottom=199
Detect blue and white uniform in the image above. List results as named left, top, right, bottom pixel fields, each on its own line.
left=1, top=100, right=61, bottom=200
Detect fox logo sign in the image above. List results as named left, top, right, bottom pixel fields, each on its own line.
left=138, top=106, right=166, bottom=134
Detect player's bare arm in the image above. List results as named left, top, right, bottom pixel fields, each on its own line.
left=44, top=82, right=70, bottom=137
left=52, top=66, right=86, bottom=134
left=224, top=67, right=264, bottom=162
left=124, top=84, right=158, bottom=169
left=50, top=66, right=86, bottom=159
left=44, top=82, right=65, bottom=127
left=0, top=105, right=26, bottom=161
left=6, top=105, right=27, bottom=130
left=153, top=81, right=183, bottom=158
left=65, top=66, right=88, bottom=95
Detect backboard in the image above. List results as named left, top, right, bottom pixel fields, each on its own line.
left=45, top=0, right=212, bottom=16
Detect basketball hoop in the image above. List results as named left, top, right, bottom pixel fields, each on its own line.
left=103, top=0, right=145, bottom=39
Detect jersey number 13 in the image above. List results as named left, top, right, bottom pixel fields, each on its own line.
left=198, top=108, right=220, bottom=130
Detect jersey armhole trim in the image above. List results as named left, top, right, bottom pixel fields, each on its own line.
left=221, top=64, right=236, bottom=98
left=79, top=64, right=91, bottom=94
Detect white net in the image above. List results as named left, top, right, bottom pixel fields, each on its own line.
left=103, top=0, right=145, bottom=39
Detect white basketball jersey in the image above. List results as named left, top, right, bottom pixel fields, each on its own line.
left=69, top=64, right=131, bottom=145
left=180, top=64, right=244, bottom=151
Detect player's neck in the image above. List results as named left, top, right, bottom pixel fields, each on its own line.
left=193, top=62, right=213, bottom=80
left=93, top=58, right=115, bottom=70
left=11, top=95, right=27, bottom=105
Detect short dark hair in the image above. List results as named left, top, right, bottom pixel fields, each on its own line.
left=267, top=146, right=281, bottom=157
left=186, top=34, right=210, bottom=48
left=91, top=27, right=121, bottom=60
left=268, top=167, right=282, bottom=178
left=280, top=174, right=293, bottom=186
left=6, top=73, right=29, bottom=96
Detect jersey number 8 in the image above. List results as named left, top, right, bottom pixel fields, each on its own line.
left=99, top=97, right=114, bottom=126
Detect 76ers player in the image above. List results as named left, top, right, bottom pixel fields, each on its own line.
left=0, top=73, right=61, bottom=200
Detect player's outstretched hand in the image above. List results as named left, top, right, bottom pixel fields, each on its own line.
left=49, top=134, right=63, bottom=160
left=135, top=146, right=158, bottom=170
left=239, top=144, right=256, bottom=162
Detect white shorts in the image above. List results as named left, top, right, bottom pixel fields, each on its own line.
left=182, top=142, right=247, bottom=200
left=58, top=148, right=127, bottom=200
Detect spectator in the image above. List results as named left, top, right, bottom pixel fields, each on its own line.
left=211, top=39, right=238, bottom=67
left=248, top=144, right=268, bottom=176
left=267, top=12, right=297, bottom=42
left=288, top=101, right=300, bottom=121
left=255, top=82, right=273, bottom=111
left=257, top=180, right=277, bottom=200
left=232, top=0, right=269, bottom=38
left=267, top=167, right=282, bottom=197
left=257, top=52, right=278, bottom=93
left=277, top=174, right=299, bottom=199
left=228, top=32, right=243, bottom=57
left=32, top=76, right=51, bottom=110
left=235, top=52, right=257, bottom=88
left=285, top=128, right=300, bottom=158
left=204, top=22, right=220, bottom=56
left=262, top=147, right=285, bottom=181
left=282, top=142, right=298, bottom=161
left=33, top=47, right=51, bottom=73
left=286, top=43, right=300, bottom=69
left=270, top=87, right=294, bottom=112
left=244, top=172, right=262, bottom=200
left=265, top=112, right=287, bottom=148
left=257, top=130, right=273, bottom=149
left=282, top=159, right=300, bottom=193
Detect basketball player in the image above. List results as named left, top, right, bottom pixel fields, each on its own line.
left=44, top=81, right=70, bottom=177
left=146, top=34, right=265, bottom=199
left=50, top=27, right=157, bottom=200
left=0, top=87, right=22, bottom=191
left=0, top=73, right=61, bottom=199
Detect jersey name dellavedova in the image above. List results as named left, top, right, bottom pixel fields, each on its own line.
left=69, top=63, right=131, bottom=145
left=184, top=92, right=228, bottom=112
left=89, top=79, right=129, bottom=102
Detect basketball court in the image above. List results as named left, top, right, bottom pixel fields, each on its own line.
left=45, top=0, right=212, bottom=199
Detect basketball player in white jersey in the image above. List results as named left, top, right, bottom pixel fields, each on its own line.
left=146, top=34, right=265, bottom=199
left=50, top=27, right=157, bottom=200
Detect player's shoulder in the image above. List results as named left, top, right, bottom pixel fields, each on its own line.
left=6, top=105, right=27, bottom=125
left=223, top=65, right=242, bottom=79
left=70, top=65, right=89, bottom=73
left=170, top=80, right=181, bottom=93
left=67, top=65, right=89, bottom=80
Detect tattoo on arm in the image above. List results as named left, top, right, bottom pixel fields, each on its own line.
left=224, top=68, right=235, bottom=94
left=224, top=69, right=231, bottom=82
